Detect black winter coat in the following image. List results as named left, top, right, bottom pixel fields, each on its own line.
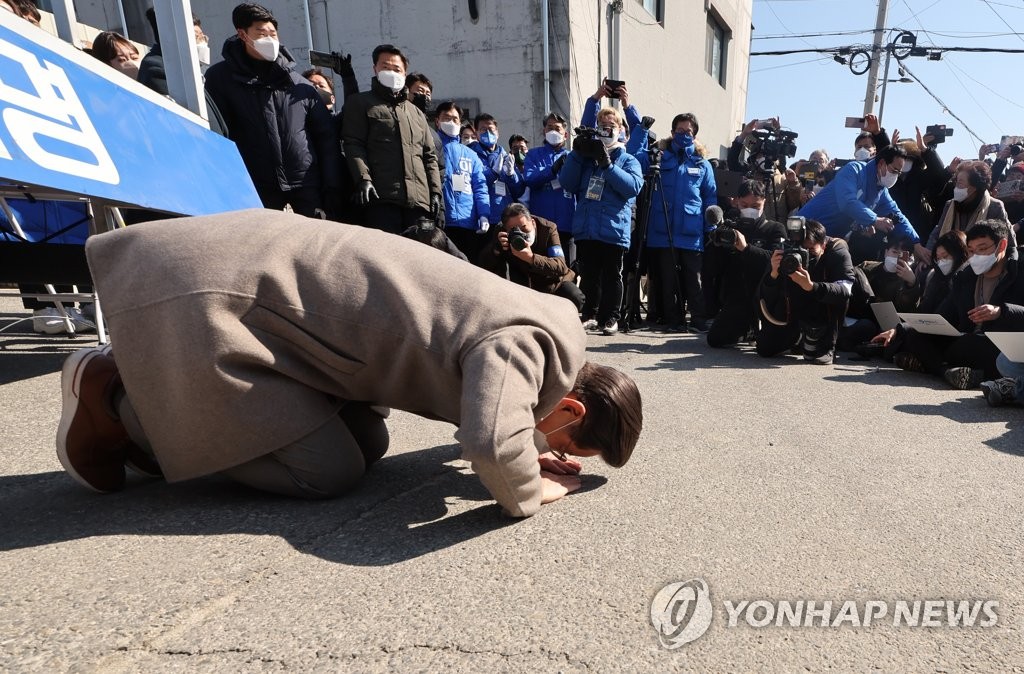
left=938, top=250, right=1024, bottom=333
left=204, top=37, right=340, bottom=192
left=760, top=237, right=854, bottom=326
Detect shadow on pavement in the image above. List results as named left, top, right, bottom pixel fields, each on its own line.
left=0, top=442, right=598, bottom=565
left=892, top=397, right=1024, bottom=457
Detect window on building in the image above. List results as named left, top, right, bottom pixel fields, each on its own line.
left=640, top=0, right=663, bottom=23
left=706, top=13, right=728, bottom=87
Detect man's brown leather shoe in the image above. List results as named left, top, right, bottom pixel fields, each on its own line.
left=55, top=347, right=129, bottom=492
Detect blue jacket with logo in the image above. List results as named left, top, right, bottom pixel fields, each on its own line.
left=558, top=145, right=644, bottom=248
left=523, top=142, right=576, bottom=234
left=798, top=158, right=918, bottom=242
left=439, top=133, right=490, bottom=230
left=637, top=141, right=718, bottom=251
left=469, top=140, right=524, bottom=223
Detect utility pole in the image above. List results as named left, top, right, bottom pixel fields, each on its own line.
left=862, top=0, right=889, bottom=117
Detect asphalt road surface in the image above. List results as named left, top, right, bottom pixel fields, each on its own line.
left=1, top=297, right=1021, bottom=672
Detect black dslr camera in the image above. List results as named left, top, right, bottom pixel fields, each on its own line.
left=776, top=215, right=810, bottom=275
left=574, top=126, right=600, bottom=141
left=507, top=227, right=529, bottom=251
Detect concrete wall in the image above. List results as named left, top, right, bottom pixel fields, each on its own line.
left=71, top=0, right=750, bottom=156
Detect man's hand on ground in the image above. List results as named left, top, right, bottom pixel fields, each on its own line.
left=540, top=470, right=582, bottom=504
left=538, top=452, right=582, bottom=475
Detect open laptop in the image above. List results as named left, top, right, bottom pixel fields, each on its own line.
left=986, top=332, right=1024, bottom=363
left=897, top=313, right=964, bottom=337
left=870, top=301, right=901, bottom=331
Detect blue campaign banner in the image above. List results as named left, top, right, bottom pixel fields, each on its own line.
left=0, top=13, right=261, bottom=215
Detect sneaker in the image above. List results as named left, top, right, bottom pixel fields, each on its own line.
left=581, top=318, right=599, bottom=331
left=943, top=366, right=986, bottom=390
left=602, top=319, right=619, bottom=336
left=805, top=350, right=834, bottom=365
left=55, top=347, right=130, bottom=492
left=980, top=377, right=1018, bottom=407
left=689, top=320, right=709, bottom=334
left=894, top=352, right=926, bottom=373
left=33, top=307, right=95, bottom=335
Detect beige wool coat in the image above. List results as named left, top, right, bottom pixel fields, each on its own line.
left=85, top=210, right=586, bottom=517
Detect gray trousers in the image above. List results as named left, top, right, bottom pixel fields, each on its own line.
left=118, top=395, right=389, bottom=499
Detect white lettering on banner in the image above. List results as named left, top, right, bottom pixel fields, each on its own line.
left=0, top=37, right=119, bottom=184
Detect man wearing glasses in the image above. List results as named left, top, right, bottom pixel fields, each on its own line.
left=53, top=210, right=643, bottom=518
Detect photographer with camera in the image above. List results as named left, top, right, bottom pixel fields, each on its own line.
left=756, top=217, right=855, bottom=365
left=478, top=203, right=585, bottom=310
left=705, top=180, right=786, bottom=348
left=797, top=145, right=927, bottom=266
left=558, top=108, right=644, bottom=335
left=992, top=161, right=1024, bottom=228
left=727, top=118, right=802, bottom=220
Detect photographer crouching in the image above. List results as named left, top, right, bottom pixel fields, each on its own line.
left=479, top=203, right=585, bottom=311
left=757, top=217, right=855, bottom=365
left=705, top=180, right=786, bottom=348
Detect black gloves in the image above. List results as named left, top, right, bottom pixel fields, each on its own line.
left=551, top=155, right=566, bottom=177
left=358, top=180, right=378, bottom=204
left=572, top=137, right=609, bottom=166
left=595, top=143, right=611, bottom=168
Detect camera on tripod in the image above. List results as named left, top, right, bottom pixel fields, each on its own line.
left=747, top=128, right=799, bottom=174
left=772, top=215, right=810, bottom=275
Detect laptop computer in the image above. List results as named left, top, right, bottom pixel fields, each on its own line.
left=897, top=313, right=964, bottom=337
left=870, top=301, right=901, bottom=331
left=985, top=332, right=1024, bottom=363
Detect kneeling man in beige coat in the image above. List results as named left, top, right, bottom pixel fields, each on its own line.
left=55, top=210, right=642, bottom=517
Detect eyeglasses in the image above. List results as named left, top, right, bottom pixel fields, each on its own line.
left=549, top=447, right=568, bottom=461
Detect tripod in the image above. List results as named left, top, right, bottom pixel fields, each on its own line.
left=621, top=151, right=684, bottom=333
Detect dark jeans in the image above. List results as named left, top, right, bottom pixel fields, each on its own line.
left=706, top=301, right=755, bottom=348
left=364, top=202, right=431, bottom=236
left=446, top=226, right=488, bottom=263
left=650, top=247, right=705, bottom=327
left=576, top=240, right=625, bottom=324
left=901, top=329, right=1002, bottom=378
left=256, top=186, right=324, bottom=219
left=554, top=279, right=586, bottom=312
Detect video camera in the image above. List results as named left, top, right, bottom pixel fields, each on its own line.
left=747, top=128, right=799, bottom=174
left=769, top=215, right=810, bottom=275
left=925, top=124, right=954, bottom=147
left=574, top=126, right=600, bottom=140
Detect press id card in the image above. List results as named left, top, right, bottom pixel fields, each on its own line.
left=585, top=175, right=605, bottom=200
left=452, top=172, right=472, bottom=194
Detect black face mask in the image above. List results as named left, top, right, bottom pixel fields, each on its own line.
left=411, top=92, right=431, bottom=112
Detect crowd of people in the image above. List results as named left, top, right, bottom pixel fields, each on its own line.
left=5, top=0, right=1024, bottom=414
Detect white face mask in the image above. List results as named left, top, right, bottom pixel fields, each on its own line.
left=969, top=251, right=998, bottom=275
left=952, top=186, right=970, bottom=202
left=600, top=135, right=618, bottom=148
left=880, top=169, right=899, bottom=189
left=533, top=417, right=580, bottom=454
left=196, top=42, right=211, bottom=65
left=545, top=130, right=565, bottom=146
left=936, top=258, right=955, bottom=275
left=115, top=58, right=140, bottom=80
left=854, top=147, right=872, bottom=161
left=524, top=228, right=537, bottom=246
left=376, top=69, right=405, bottom=92
left=884, top=255, right=899, bottom=273
left=250, top=35, right=279, bottom=62
left=739, top=207, right=762, bottom=220
left=438, top=120, right=460, bottom=138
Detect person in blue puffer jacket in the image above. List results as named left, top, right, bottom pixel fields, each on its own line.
left=558, top=107, right=644, bottom=335
left=434, top=101, right=490, bottom=261
left=524, top=113, right=577, bottom=265
left=635, top=113, right=718, bottom=332
left=468, top=113, right=524, bottom=224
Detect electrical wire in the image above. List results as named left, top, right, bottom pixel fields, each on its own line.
left=750, top=55, right=834, bottom=73
left=898, top=62, right=987, bottom=145
left=945, top=58, right=1024, bottom=111
left=763, top=0, right=817, bottom=49
left=752, top=29, right=878, bottom=40
left=979, top=0, right=1024, bottom=46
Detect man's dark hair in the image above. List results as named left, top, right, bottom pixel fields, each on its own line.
left=933, top=229, right=968, bottom=269
left=805, top=218, right=828, bottom=245
left=886, top=236, right=916, bottom=253
left=959, top=160, right=993, bottom=191
left=543, top=112, right=567, bottom=128
left=501, top=202, right=531, bottom=225
left=474, top=113, right=497, bottom=130
left=435, top=100, right=459, bottom=117
left=232, top=3, right=277, bottom=30
left=508, top=134, right=527, bottom=149
left=877, top=144, right=908, bottom=164
left=854, top=131, right=873, bottom=148
left=569, top=362, right=643, bottom=468
left=372, top=44, right=409, bottom=69
left=737, top=179, right=766, bottom=199
left=966, top=219, right=1009, bottom=245
left=671, top=113, right=699, bottom=137
left=405, top=72, right=432, bottom=91
left=302, top=67, right=333, bottom=92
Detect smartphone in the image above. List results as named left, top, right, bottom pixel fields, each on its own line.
left=845, top=116, right=865, bottom=129
left=604, top=79, right=626, bottom=98
left=754, top=119, right=774, bottom=130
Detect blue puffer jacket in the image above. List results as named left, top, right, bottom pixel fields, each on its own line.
left=469, top=140, right=524, bottom=223
left=637, top=141, right=718, bottom=251
left=523, top=142, right=576, bottom=234
left=439, top=133, right=490, bottom=230
left=798, top=158, right=918, bottom=242
left=558, top=145, right=644, bottom=248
